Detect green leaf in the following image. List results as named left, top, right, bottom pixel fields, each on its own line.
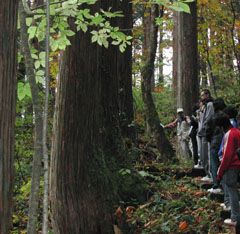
left=138, top=171, right=149, bottom=177
left=17, top=82, right=32, bottom=100
left=24, top=83, right=32, bottom=98
left=26, top=18, right=32, bottom=27
left=34, top=60, right=41, bottom=69
left=50, top=40, right=58, bottom=52
left=112, top=40, right=120, bottom=45
left=178, top=2, right=191, bottom=13
left=65, top=30, right=75, bottom=36
left=36, top=76, right=45, bottom=85
left=39, top=52, right=46, bottom=60
left=31, top=53, right=38, bottom=60
left=91, top=34, right=98, bottom=43
left=17, top=83, right=25, bottom=101
left=27, top=26, right=37, bottom=40
left=119, top=44, right=126, bottom=53
left=36, top=70, right=45, bottom=76
left=91, top=13, right=104, bottom=25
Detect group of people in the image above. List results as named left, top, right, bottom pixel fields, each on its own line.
left=165, top=89, right=240, bottom=226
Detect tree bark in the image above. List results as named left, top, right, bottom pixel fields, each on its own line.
left=158, top=25, right=164, bottom=84
left=141, top=5, right=175, bottom=161
left=172, top=2, right=199, bottom=115
left=0, top=1, right=18, bottom=233
left=117, top=0, right=135, bottom=140
left=42, top=0, right=50, bottom=233
left=50, top=1, right=126, bottom=233
left=19, top=1, right=44, bottom=233
left=143, top=6, right=155, bottom=90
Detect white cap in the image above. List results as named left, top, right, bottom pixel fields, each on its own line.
left=177, top=108, right=184, bottom=113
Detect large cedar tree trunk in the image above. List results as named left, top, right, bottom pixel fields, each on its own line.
left=0, top=0, right=18, bottom=233
left=141, top=5, right=175, bottom=161
left=173, top=2, right=199, bottom=115
left=117, top=0, right=135, bottom=140
left=50, top=1, right=127, bottom=233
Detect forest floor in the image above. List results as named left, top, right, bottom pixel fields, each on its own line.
left=116, top=137, right=239, bottom=234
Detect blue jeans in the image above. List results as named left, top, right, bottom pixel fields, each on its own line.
left=222, top=169, right=240, bottom=223
left=210, top=148, right=220, bottom=187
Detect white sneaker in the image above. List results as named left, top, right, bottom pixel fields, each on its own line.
left=220, top=203, right=231, bottom=211
left=223, top=206, right=231, bottom=211
left=220, top=203, right=226, bottom=207
left=194, top=164, right=203, bottom=169
left=224, top=218, right=237, bottom=226
left=200, top=176, right=213, bottom=182
left=207, top=188, right=222, bottom=194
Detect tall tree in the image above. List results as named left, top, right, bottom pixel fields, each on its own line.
left=117, top=0, right=135, bottom=140
left=50, top=1, right=130, bottom=233
left=141, top=5, right=174, bottom=160
left=0, top=0, right=18, bottom=233
left=143, top=5, right=155, bottom=90
left=173, top=1, right=199, bottom=115
left=19, top=1, right=44, bottom=233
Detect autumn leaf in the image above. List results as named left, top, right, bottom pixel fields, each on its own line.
left=179, top=221, right=188, bottom=231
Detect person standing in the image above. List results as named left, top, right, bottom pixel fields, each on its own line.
left=206, top=98, right=226, bottom=193
left=164, top=108, right=192, bottom=159
left=215, top=112, right=240, bottom=226
left=186, top=105, right=199, bottom=166
left=197, top=89, right=214, bottom=182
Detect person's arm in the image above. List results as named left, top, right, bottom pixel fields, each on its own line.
left=164, top=119, right=177, bottom=129
left=203, top=102, right=214, bottom=125
left=217, top=131, right=236, bottom=180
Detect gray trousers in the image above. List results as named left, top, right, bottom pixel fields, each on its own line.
left=178, top=136, right=192, bottom=159
left=199, top=136, right=210, bottom=177
left=222, top=169, right=240, bottom=223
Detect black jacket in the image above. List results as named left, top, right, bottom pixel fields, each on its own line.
left=206, top=113, right=224, bottom=150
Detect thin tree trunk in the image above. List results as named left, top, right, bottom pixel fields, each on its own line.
left=200, top=58, right=208, bottom=87
left=42, top=0, right=50, bottom=233
left=141, top=5, right=175, bottom=161
left=19, top=1, right=44, bottom=233
left=0, top=0, right=18, bottom=233
left=230, top=0, right=240, bottom=76
left=143, top=6, right=155, bottom=90
left=158, top=25, right=164, bottom=84
left=158, top=6, right=165, bottom=84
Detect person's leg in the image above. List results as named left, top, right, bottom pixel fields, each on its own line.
left=199, top=137, right=203, bottom=165
left=210, top=148, right=220, bottom=187
left=191, top=135, right=198, bottom=165
left=202, top=137, right=211, bottom=177
left=221, top=179, right=230, bottom=207
left=224, top=169, right=240, bottom=223
left=179, top=138, right=186, bottom=159
left=184, top=140, right=192, bottom=159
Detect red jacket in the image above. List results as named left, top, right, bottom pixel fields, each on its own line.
left=217, top=128, right=240, bottom=180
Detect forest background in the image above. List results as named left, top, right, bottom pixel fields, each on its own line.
left=0, top=0, right=240, bottom=233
